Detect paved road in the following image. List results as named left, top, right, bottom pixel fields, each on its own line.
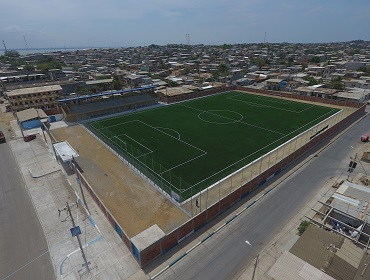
left=158, top=112, right=370, bottom=280
left=0, top=136, right=54, bottom=280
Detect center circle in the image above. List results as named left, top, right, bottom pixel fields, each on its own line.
left=198, top=110, right=243, bottom=124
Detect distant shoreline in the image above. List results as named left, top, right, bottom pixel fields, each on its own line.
left=0, top=47, right=106, bottom=56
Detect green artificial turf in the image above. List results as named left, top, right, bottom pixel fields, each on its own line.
left=87, top=91, right=339, bottom=200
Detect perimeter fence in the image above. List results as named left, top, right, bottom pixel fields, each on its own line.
left=83, top=101, right=353, bottom=217
left=85, top=121, right=193, bottom=203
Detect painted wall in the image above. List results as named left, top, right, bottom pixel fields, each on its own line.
left=22, top=119, right=41, bottom=130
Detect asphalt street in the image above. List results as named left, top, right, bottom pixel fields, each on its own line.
left=0, top=134, right=54, bottom=280
left=157, top=112, right=370, bottom=280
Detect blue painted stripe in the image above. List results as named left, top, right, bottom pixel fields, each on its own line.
left=59, top=256, right=67, bottom=276
left=265, top=189, right=272, bottom=195
left=169, top=253, right=187, bottom=267
left=89, top=215, right=96, bottom=227
left=201, top=232, right=215, bottom=243
left=87, top=235, right=104, bottom=246
left=226, top=215, right=237, bottom=224
left=246, top=201, right=256, bottom=209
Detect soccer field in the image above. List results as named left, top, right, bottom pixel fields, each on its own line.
left=86, top=91, right=339, bottom=201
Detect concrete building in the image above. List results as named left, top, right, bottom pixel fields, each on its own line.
left=5, top=85, right=63, bottom=112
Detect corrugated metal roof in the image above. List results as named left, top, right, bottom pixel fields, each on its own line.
left=268, top=251, right=336, bottom=280
left=332, top=181, right=370, bottom=222
left=16, top=108, right=48, bottom=122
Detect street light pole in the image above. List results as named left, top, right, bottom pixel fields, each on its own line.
left=72, top=155, right=89, bottom=212
left=252, top=254, right=259, bottom=280
left=36, top=108, right=47, bottom=143
left=66, top=202, right=90, bottom=273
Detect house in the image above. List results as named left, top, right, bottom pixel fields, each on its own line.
left=234, top=77, right=255, bottom=86
left=344, top=79, right=370, bottom=89
left=265, top=78, right=286, bottom=91
left=16, top=108, right=48, bottom=130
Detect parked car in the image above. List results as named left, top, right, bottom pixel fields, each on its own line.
left=0, top=131, right=5, bottom=143
left=24, top=134, right=36, bottom=142
left=361, top=134, right=369, bottom=142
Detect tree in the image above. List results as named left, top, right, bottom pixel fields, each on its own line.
left=4, top=50, right=20, bottom=58
left=211, top=63, right=229, bottom=81
left=329, top=77, right=344, bottom=90
left=303, top=76, right=319, bottom=86
left=36, top=57, right=63, bottom=73
left=298, top=220, right=310, bottom=236
left=75, top=85, right=87, bottom=95
left=23, top=64, right=35, bottom=71
left=310, top=56, right=320, bottom=64
left=111, top=75, right=122, bottom=90
left=359, top=66, right=370, bottom=75
left=217, top=63, right=229, bottom=76
left=252, top=57, right=268, bottom=69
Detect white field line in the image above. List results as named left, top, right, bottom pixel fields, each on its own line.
left=155, top=127, right=181, bottom=139
left=228, top=92, right=316, bottom=113
left=181, top=104, right=286, bottom=136
left=137, top=121, right=208, bottom=174
left=227, top=95, right=315, bottom=114
left=114, top=133, right=153, bottom=154
left=137, top=120, right=207, bottom=154
left=159, top=152, right=207, bottom=175
left=103, top=119, right=138, bottom=129
left=198, top=110, right=244, bottom=125
left=91, top=104, right=167, bottom=125
left=185, top=108, right=338, bottom=191
left=230, top=92, right=293, bottom=105
left=254, top=95, right=294, bottom=104
left=112, top=135, right=127, bottom=148
left=112, top=135, right=153, bottom=159
left=105, top=120, right=207, bottom=190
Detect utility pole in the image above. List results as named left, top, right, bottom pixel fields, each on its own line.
left=252, top=254, right=259, bottom=280
left=66, top=202, right=90, bottom=273
left=72, top=155, right=89, bottom=212
left=36, top=109, right=47, bottom=143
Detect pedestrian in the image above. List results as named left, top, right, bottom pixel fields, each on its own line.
left=196, top=198, right=199, bottom=207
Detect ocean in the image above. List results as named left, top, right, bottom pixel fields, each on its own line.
left=0, top=47, right=102, bottom=56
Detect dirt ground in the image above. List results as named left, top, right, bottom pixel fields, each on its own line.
left=51, top=125, right=189, bottom=238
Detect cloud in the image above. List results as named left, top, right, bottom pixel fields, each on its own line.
left=1, top=25, right=22, bottom=33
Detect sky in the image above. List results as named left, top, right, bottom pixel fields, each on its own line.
left=0, top=0, right=369, bottom=49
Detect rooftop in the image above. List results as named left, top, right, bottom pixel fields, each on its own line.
left=16, top=108, right=48, bottom=122
left=6, top=85, right=63, bottom=97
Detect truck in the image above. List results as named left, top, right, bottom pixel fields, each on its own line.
left=0, top=131, right=5, bottom=143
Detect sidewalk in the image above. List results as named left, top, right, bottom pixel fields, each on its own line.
left=9, top=129, right=143, bottom=280
left=233, top=134, right=370, bottom=280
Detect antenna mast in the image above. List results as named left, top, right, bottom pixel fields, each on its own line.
left=186, top=34, right=190, bottom=45
left=23, top=36, right=29, bottom=53
left=264, top=32, right=267, bottom=44
left=2, top=40, right=7, bottom=53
